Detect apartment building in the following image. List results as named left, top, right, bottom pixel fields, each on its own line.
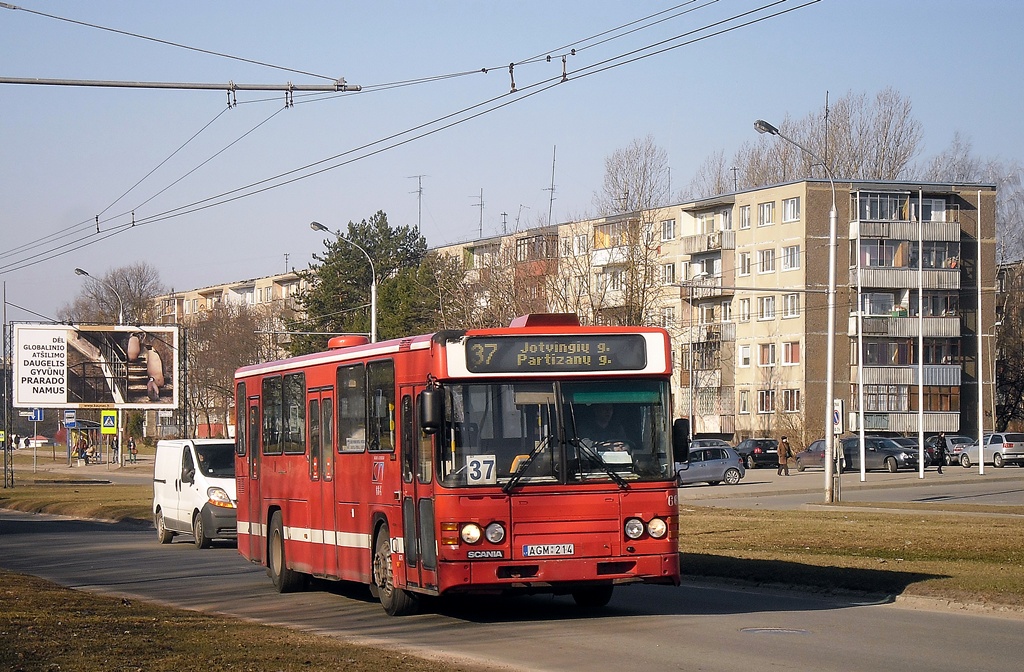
left=438, top=179, right=997, bottom=447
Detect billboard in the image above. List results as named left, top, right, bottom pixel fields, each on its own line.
left=13, top=323, right=180, bottom=410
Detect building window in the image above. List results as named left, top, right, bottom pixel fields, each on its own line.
left=739, top=205, right=751, bottom=230
left=739, top=252, right=751, bottom=276
left=783, top=341, right=801, bottom=365
left=698, top=303, right=715, bottom=324
left=759, top=342, right=776, bottom=367
left=782, top=245, right=801, bottom=270
left=757, top=389, right=776, bottom=413
left=721, top=300, right=732, bottom=322
left=698, top=213, right=716, bottom=234
left=758, top=248, right=775, bottom=273
left=721, top=208, right=733, bottom=231
left=739, top=298, right=751, bottom=323
left=739, top=344, right=751, bottom=367
left=758, top=202, right=775, bottom=227
left=662, top=263, right=676, bottom=284
left=783, top=293, right=800, bottom=318
left=661, top=219, right=675, bottom=241
left=783, top=389, right=801, bottom=412
left=739, top=390, right=750, bottom=414
left=783, top=197, right=800, bottom=222
left=758, top=296, right=775, bottom=320
left=661, top=306, right=675, bottom=328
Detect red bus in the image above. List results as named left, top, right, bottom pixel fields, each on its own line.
left=234, top=313, right=684, bottom=615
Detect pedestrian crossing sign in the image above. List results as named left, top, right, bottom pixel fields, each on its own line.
left=101, top=410, right=117, bottom=435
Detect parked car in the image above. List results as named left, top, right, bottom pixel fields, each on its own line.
left=927, top=434, right=985, bottom=466
left=955, top=433, right=1024, bottom=468
left=839, top=436, right=920, bottom=473
left=734, top=438, right=779, bottom=469
left=794, top=439, right=826, bottom=471
left=690, top=438, right=733, bottom=450
left=890, top=436, right=929, bottom=466
left=675, top=446, right=745, bottom=486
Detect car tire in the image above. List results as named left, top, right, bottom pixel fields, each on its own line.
left=193, top=512, right=211, bottom=549
left=724, top=468, right=741, bottom=485
left=155, top=509, right=173, bottom=544
left=994, top=453, right=1004, bottom=468
left=885, top=457, right=898, bottom=473
left=796, top=459, right=806, bottom=472
left=960, top=454, right=972, bottom=468
left=745, top=455, right=756, bottom=470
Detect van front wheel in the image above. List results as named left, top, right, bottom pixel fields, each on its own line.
left=193, top=512, right=212, bottom=549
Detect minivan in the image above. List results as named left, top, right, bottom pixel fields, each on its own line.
left=152, top=439, right=237, bottom=548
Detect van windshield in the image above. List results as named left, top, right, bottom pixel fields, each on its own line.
left=195, top=444, right=235, bottom=477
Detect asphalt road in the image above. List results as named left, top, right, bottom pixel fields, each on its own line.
left=2, top=464, right=1024, bottom=672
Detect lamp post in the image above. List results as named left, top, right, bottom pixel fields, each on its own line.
left=309, top=221, right=377, bottom=343
left=754, top=119, right=839, bottom=503
left=686, top=270, right=709, bottom=445
left=74, top=267, right=126, bottom=467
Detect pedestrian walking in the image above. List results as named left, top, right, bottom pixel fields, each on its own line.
left=934, top=432, right=947, bottom=474
left=777, top=436, right=792, bottom=476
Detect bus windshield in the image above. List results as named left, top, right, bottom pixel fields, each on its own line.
left=437, top=379, right=673, bottom=488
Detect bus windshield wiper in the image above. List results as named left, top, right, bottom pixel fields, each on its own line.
left=570, top=437, right=630, bottom=490
left=502, top=436, right=550, bottom=493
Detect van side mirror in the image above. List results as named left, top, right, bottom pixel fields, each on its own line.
left=418, top=387, right=443, bottom=435
left=672, top=418, right=690, bottom=463
left=182, top=468, right=195, bottom=484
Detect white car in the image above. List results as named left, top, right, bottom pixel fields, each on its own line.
left=956, top=433, right=1024, bottom=468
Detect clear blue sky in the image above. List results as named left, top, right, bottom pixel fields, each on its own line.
left=2, top=0, right=1021, bottom=321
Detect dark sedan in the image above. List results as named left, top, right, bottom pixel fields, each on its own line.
left=734, top=438, right=779, bottom=469
left=839, top=436, right=920, bottom=473
left=795, top=439, right=825, bottom=471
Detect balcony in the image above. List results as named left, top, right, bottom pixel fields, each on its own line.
left=847, top=411, right=961, bottom=433
left=680, top=321, right=736, bottom=343
left=850, top=219, right=961, bottom=242
left=851, top=267, right=961, bottom=291
left=679, top=229, right=736, bottom=255
left=851, top=365, right=961, bottom=387
left=848, top=315, right=960, bottom=338
left=681, top=275, right=732, bottom=300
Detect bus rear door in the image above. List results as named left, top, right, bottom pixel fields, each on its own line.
left=399, top=387, right=438, bottom=593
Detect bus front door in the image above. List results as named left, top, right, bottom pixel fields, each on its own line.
left=399, top=388, right=438, bottom=593
left=246, top=401, right=263, bottom=562
left=306, top=388, right=338, bottom=577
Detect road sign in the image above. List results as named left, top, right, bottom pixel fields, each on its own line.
left=101, top=410, right=118, bottom=435
left=833, top=399, right=845, bottom=435
left=64, top=409, right=77, bottom=428
left=29, top=408, right=44, bottom=423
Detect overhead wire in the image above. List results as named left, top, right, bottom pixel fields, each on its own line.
left=1, top=0, right=821, bottom=274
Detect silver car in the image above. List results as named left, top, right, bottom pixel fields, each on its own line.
left=676, top=446, right=745, bottom=486
left=956, top=433, right=1024, bottom=468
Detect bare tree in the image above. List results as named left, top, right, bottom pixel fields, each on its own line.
left=60, top=262, right=166, bottom=324
left=594, top=134, right=671, bottom=215
left=685, top=149, right=735, bottom=200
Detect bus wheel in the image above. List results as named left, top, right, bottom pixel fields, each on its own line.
left=155, top=510, right=174, bottom=544
left=572, top=584, right=614, bottom=610
left=268, top=511, right=305, bottom=593
left=373, top=526, right=418, bottom=616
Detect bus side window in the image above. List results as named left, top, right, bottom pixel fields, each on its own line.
left=367, top=360, right=395, bottom=453
left=337, top=364, right=366, bottom=453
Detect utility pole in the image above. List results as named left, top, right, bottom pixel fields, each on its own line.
left=471, top=189, right=484, bottom=238
left=408, top=175, right=426, bottom=232
left=545, top=146, right=557, bottom=227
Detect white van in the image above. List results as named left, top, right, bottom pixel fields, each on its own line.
left=152, top=439, right=237, bottom=548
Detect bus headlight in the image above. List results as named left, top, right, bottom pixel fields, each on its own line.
left=461, top=523, right=482, bottom=544
left=647, top=517, right=668, bottom=539
left=624, top=518, right=645, bottom=540
left=485, top=522, right=506, bottom=544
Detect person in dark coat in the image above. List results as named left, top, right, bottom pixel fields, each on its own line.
left=934, top=432, right=947, bottom=474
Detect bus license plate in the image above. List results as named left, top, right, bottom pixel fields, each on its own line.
left=523, top=543, right=574, bottom=557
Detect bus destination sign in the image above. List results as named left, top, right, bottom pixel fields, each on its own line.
left=465, top=334, right=647, bottom=373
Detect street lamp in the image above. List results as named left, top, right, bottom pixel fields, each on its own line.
left=755, top=119, right=840, bottom=503
left=686, top=270, right=709, bottom=445
left=74, top=267, right=124, bottom=325
left=309, top=221, right=377, bottom=343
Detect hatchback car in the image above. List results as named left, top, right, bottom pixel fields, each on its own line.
left=675, top=446, right=745, bottom=486
left=839, top=436, right=919, bottom=472
left=794, top=439, right=826, bottom=471
left=689, top=438, right=733, bottom=450
left=955, top=433, right=1024, bottom=468
left=734, top=438, right=779, bottom=469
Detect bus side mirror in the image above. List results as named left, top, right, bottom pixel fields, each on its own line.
left=672, top=418, right=690, bottom=463
left=419, top=387, right=443, bottom=435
